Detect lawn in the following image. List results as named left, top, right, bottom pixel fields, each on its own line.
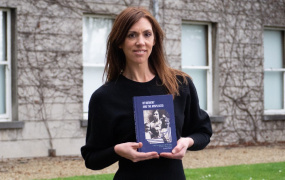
left=184, top=161, right=285, bottom=180
left=47, top=161, right=285, bottom=180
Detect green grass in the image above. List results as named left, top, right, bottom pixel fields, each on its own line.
left=47, top=161, right=285, bottom=180
left=46, top=173, right=115, bottom=180
left=184, top=161, right=285, bottom=180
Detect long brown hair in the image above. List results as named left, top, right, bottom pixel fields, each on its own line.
left=104, top=7, right=188, bottom=96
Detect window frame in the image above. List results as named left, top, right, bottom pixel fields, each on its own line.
left=263, top=27, right=285, bottom=115
left=181, top=21, right=213, bottom=114
left=0, top=8, right=11, bottom=122
left=82, top=14, right=113, bottom=120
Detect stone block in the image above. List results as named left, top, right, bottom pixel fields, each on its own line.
left=220, top=85, right=263, bottom=100
left=163, top=16, right=181, bottom=25
left=167, top=55, right=181, bottom=69
left=257, top=129, right=285, bottom=143
left=0, top=0, right=17, bottom=7
left=53, top=137, right=85, bottom=156
left=219, top=57, right=244, bottom=72
left=0, top=139, right=50, bottom=158
left=18, top=67, right=83, bottom=87
left=17, top=121, right=50, bottom=140
left=18, top=33, right=82, bottom=52
left=246, top=17, right=262, bottom=30
left=17, top=51, right=82, bottom=69
left=0, top=129, right=20, bottom=141
left=164, top=23, right=181, bottom=40
left=219, top=43, right=263, bottom=60
left=18, top=0, right=82, bottom=18
left=164, top=0, right=184, bottom=9
left=18, top=15, right=82, bottom=35
left=225, top=14, right=247, bottom=29
left=18, top=85, right=82, bottom=104
left=260, top=119, right=285, bottom=130
left=165, top=39, right=181, bottom=56
left=220, top=99, right=263, bottom=117
left=82, top=2, right=127, bottom=15
left=47, top=120, right=86, bottom=138
left=1, top=120, right=85, bottom=142
left=219, top=71, right=263, bottom=87
left=18, top=103, right=83, bottom=121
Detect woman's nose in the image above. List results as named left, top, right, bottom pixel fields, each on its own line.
left=136, top=35, right=145, bottom=45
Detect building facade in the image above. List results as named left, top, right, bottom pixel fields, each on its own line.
left=0, top=0, right=284, bottom=158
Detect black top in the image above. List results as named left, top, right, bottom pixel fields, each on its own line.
left=81, top=75, right=212, bottom=180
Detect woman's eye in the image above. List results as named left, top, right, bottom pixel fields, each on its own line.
left=127, top=33, right=136, bottom=38
left=145, top=32, right=152, bottom=37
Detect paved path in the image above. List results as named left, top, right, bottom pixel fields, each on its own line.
left=0, top=145, right=284, bottom=180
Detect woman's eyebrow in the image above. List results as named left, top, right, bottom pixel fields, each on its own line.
left=127, top=31, right=138, bottom=33
left=128, top=29, right=153, bottom=33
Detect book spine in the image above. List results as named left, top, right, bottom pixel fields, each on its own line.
left=133, top=97, right=141, bottom=152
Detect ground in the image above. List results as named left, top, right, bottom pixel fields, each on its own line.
left=1, top=144, right=284, bottom=180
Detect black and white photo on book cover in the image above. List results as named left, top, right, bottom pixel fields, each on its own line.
left=133, top=94, right=177, bottom=153
left=143, top=109, right=172, bottom=144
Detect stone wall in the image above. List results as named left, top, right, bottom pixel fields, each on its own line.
left=159, top=0, right=285, bottom=146
left=0, top=0, right=284, bottom=158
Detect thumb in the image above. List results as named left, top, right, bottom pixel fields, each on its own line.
left=132, top=142, right=143, bottom=149
left=172, top=144, right=183, bottom=154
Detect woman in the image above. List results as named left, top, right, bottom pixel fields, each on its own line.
left=149, top=110, right=162, bottom=139
left=81, top=7, right=212, bottom=180
left=160, top=114, right=172, bottom=143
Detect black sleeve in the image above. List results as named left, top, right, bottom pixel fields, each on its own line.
left=182, top=77, right=213, bottom=151
left=81, top=92, right=121, bottom=170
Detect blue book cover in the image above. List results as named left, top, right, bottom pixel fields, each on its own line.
left=133, top=94, right=177, bottom=154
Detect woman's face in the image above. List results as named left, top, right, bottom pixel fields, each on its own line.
left=119, top=17, right=155, bottom=66
left=153, top=110, right=159, bottom=120
left=145, top=123, right=150, bottom=132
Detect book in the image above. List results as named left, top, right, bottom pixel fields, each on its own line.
left=133, top=94, right=177, bottom=154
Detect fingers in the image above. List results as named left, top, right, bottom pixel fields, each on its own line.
left=115, top=138, right=193, bottom=162
left=159, top=150, right=184, bottom=160
left=131, top=142, right=159, bottom=162
left=159, top=152, right=175, bottom=159
left=159, top=138, right=190, bottom=160
left=172, top=143, right=183, bottom=154
left=115, top=142, right=159, bottom=163
left=132, top=151, right=159, bottom=162
left=130, top=142, right=144, bottom=150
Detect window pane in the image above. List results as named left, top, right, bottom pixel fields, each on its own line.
left=264, top=30, right=283, bottom=69
left=0, top=65, right=6, bottom=114
left=83, top=66, right=104, bottom=113
left=83, top=17, right=112, bottom=64
left=83, top=16, right=113, bottom=114
left=264, top=71, right=283, bottom=110
left=182, top=24, right=207, bottom=66
left=0, top=11, right=7, bottom=61
left=182, top=68, right=207, bottom=110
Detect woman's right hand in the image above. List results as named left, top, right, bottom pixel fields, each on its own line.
left=114, top=142, right=159, bottom=162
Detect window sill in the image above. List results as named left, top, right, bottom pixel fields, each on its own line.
left=81, top=116, right=225, bottom=127
left=0, top=121, right=24, bottom=130
left=80, top=120, right=88, bottom=127
left=210, top=115, right=225, bottom=123
left=263, top=114, right=285, bottom=121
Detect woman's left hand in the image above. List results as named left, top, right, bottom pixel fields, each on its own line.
left=159, top=137, right=194, bottom=160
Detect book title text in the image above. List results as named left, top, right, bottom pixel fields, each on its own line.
left=142, top=101, right=164, bottom=109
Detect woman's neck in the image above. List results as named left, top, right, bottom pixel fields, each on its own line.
left=122, top=64, right=155, bottom=83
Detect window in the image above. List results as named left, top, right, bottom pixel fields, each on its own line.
left=0, top=9, right=11, bottom=122
left=263, top=29, right=285, bottom=114
left=181, top=22, right=212, bottom=113
left=83, top=16, right=113, bottom=118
